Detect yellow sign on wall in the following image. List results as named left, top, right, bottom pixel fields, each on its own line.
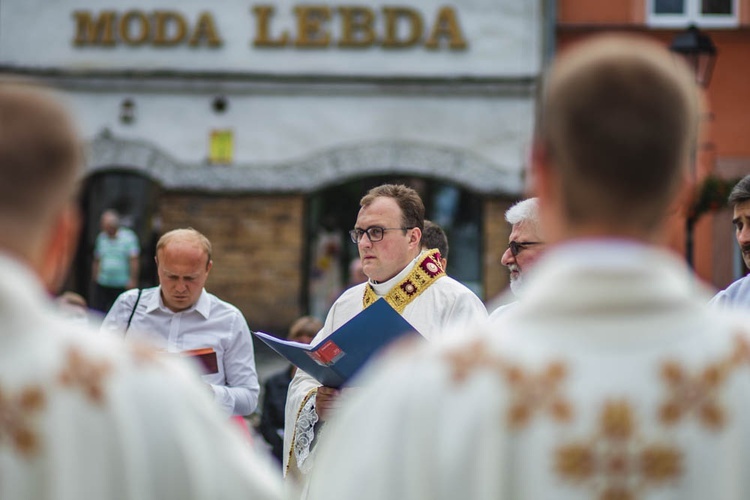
left=209, top=129, right=233, bottom=165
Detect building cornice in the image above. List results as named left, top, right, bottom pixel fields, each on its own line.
left=86, top=133, right=523, bottom=195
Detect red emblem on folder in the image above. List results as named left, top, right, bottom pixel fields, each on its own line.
left=308, top=340, right=344, bottom=366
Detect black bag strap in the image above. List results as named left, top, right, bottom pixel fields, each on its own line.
left=125, top=288, right=143, bottom=334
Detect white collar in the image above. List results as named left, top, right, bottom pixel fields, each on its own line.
left=145, top=287, right=211, bottom=319
left=369, top=251, right=425, bottom=296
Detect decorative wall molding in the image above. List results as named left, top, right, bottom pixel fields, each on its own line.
left=86, top=132, right=523, bottom=195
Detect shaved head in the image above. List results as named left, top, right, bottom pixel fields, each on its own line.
left=537, top=34, right=700, bottom=232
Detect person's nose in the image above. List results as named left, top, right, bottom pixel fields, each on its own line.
left=739, top=225, right=750, bottom=247
left=501, top=247, right=515, bottom=267
left=358, top=233, right=373, bottom=250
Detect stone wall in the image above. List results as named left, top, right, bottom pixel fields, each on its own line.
left=158, top=192, right=305, bottom=333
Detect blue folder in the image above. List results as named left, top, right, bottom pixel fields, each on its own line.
left=253, top=299, right=422, bottom=388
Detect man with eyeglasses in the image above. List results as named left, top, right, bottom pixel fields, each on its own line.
left=709, top=175, right=750, bottom=309
left=283, top=183, right=487, bottom=489
left=489, top=197, right=545, bottom=318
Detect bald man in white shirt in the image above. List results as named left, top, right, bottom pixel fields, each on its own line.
left=102, top=228, right=259, bottom=416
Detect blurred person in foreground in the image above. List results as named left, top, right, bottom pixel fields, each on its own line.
left=284, top=184, right=487, bottom=488
left=488, top=197, right=546, bottom=318
left=101, top=228, right=260, bottom=417
left=710, top=174, right=750, bottom=308
left=306, top=34, right=750, bottom=500
left=421, top=219, right=449, bottom=270
left=0, top=81, right=280, bottom=500
left=259, top=316, right=322, bottom=465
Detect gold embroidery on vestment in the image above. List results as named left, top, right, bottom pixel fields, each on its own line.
left=658, top=347, right=735, bottom=431
left=0, top=385, right=46, bottom=457
left=362, top=249, right=445, bottom=313
left=443, top=338, right=572, bottom=429
left=556, top=400, right=682, bottom=500
left=505, top=360, right=571, bottom=429
left=58, top=346, right=112, bottom=405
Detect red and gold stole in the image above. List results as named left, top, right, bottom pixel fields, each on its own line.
left=362, top=249, right=445, bottom=314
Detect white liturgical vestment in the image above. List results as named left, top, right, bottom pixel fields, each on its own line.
left=283, top=250, right=487, bottom=482
left=0, top=253, right=281, bottom=500
left=307, top=240, right=750, bottom=500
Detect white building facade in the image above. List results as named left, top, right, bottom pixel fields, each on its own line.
left=0, top=0, right=545, bottom=330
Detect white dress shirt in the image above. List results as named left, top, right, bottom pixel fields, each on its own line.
left=101, top=286, right=259, bottom=416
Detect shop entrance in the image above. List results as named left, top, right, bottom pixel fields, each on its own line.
left=68, top=170, right=162, bottom=305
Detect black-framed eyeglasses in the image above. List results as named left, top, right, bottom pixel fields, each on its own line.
left=349, top=226, right=413, bottom=243
left=508, top=240, right=542, bottom=257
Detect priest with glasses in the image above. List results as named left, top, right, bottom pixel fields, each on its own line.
left=283, top=184, right=487, bottom=493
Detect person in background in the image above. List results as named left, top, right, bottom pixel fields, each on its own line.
left=347, top=256, right=368, bottom=287
left=259, top=316, right=323, bottom=465
left=489, top=197, right=546, bottom=318
left=56, top=291, right=91, bottom=326
left=101, top=228, right=260, bottom=417
left=306, top=34, right=749, bottom=500
left=91, top=209, right=140, bottom=313
left=710, top=174, right=750, bottom=308
left=0, top=80, right=280, bottom=500
left=421, top=219, right=449, bottom=270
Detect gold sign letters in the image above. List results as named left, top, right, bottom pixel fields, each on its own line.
left=72, top=4, right=468, bottom=50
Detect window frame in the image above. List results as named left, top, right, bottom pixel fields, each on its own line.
left=647, top=0, right=739, bottom=28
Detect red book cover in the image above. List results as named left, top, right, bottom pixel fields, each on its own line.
left=181, top=347, right=219, bottom=374
left=307, top=340, right=344, bottom=366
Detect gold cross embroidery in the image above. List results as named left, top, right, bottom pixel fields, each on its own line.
left=443, top=339, right=572, bottom=429
left=556, top=400, right=682, bottom=500
left=0, top=385, right=45, bottom=457
left=658, top=360, right=728, bottom=430
left=58, top=347, right=113, bottom=405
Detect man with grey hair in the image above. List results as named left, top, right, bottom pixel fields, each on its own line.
left=710, top=174, right=750, bottom=308
left=488, top=197, right=545, bottom=318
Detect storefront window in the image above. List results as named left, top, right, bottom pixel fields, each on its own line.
left=648, top=0, right=737, bottom=27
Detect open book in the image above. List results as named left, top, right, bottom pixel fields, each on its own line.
left=253, top=299, right=422, bottom=388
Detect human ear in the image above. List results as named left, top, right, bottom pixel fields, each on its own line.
left=40, top=203, right=81, bottom=294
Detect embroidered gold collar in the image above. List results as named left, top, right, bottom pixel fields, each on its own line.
left=362, top=249, right=445, bottom=314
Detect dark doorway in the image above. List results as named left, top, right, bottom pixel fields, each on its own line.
left=304, top=175, right=483, bottom=320
left=68, top=170, right=162, bottom=305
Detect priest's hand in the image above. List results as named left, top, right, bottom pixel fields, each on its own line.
left=315, top=386, right=341, bottom=421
